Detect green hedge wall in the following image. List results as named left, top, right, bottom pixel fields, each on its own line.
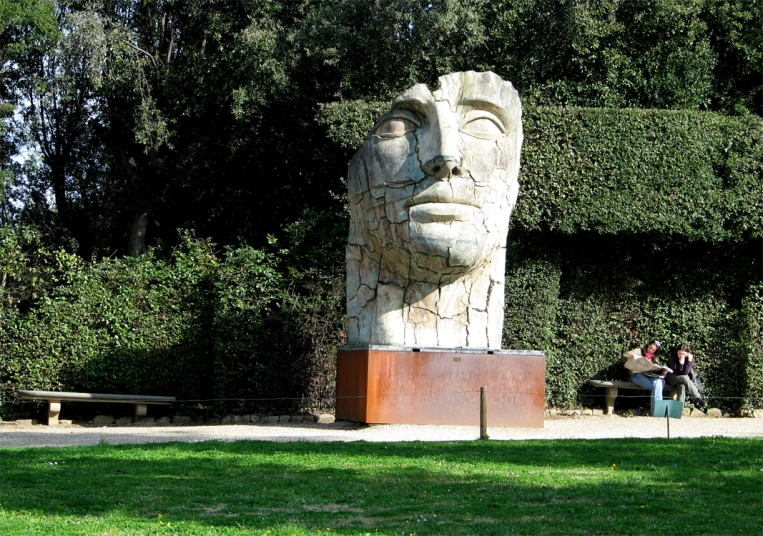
left=739, top=283, right=763, bottom=407
left=318, top=103, right=763, bottom=240
left=503, top=232, right=761, bottom=409
left=0, top=239, right=217, bottom=415
left=517, top=108, right=763, bottom=240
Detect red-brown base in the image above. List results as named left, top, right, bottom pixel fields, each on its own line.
left=336, top=346, right=545, bottom=427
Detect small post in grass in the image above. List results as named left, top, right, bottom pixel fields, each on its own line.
left=665, top=405, right=670, bottom=439
left=480, top=386, right=489, bottom=440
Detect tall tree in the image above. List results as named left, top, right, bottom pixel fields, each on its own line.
left=484, top=0, right=718, bottom=109
left=5, top=0, right=761, bottom=257
left=0, top=0, right=57, bottom=227
left=704, top=0, right=763, bottom=115
left=15, top=7, right=108, bottom=257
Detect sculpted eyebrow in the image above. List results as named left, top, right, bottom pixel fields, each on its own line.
left=461, top=98, right=503, bottom=111
left=390, top=97, right=428, bottom=113
left=460, top=98, right=510, bottom=124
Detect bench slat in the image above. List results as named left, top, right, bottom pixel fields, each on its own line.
left=18, top=390, right=175, bottom=404
left=587, top=380, right=677, bottom=391
left=588, top=380, right=642, bottom=389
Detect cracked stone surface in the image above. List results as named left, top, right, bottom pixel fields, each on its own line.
left=346, top=71, right=523, bottom=348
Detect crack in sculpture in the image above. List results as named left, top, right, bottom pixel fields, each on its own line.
left=346, top=71, right=523, bottom=348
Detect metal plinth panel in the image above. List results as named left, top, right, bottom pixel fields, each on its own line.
left=335, top=348, right=545, bottom=427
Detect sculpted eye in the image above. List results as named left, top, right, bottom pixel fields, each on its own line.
left=376, top=118, right=417, bottom=138
left=373, top=110, right=421, bottom=139
left=460, top=112, right=505, bottom=140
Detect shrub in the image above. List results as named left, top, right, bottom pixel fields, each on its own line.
left=0, top=228, right=346, bottom=420
left=0, top=236, right=217, bottom=419
left=503, top=231, right=758, bottom=409
left=517, top=108, right=763, bottom=240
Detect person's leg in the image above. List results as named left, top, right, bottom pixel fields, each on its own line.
left=631, top=373, right=660, bottom=415
left=652, top=378, right=664, bottom=416
left=677, top=375, right=703, bottom=405
left=630, top=373, right=652, bottom=390
left=665, top=373, right=685, bottom=401
left=667, top=373, right=702, bottom=402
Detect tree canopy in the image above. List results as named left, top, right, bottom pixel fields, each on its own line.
left=0, top=0, right=760, bottom=257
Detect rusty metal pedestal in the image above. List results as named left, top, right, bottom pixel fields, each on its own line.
left=335, top=345, right=545, bottom=427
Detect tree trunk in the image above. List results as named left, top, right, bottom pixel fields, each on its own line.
left=126, top=209, right=150, bottom=257
left=50, top=167, right=95, bottom=258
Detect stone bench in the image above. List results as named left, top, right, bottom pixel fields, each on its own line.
left=17, top=390, right=175, bottom=425
left=587, top=380, right=683, bottom=415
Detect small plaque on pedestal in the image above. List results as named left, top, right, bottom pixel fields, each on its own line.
left=336, top=345, right=545, bottom=427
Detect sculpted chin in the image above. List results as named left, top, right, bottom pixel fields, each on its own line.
left=345, top=71, right=523, bottom=348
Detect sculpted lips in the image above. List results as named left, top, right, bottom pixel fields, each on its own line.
left=409, top=203, right=480, bottom=223
left=407, top=184, right=482, bottom=223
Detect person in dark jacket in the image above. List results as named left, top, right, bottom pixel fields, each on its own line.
left=665, top=343, right=705, bottom=407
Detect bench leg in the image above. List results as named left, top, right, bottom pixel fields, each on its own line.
left=135, top=404, right=148, bottom=419
left=604, top=387, right=618, bottom=415
left=48, top=400, right=61, bottom=426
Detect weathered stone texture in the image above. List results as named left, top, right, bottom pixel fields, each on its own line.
left=346, top=71, right=523, bottom=347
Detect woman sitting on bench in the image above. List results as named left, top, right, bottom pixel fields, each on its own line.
left=623, top=340, right=672, bottom=416
left=665, top=343, right=706, bottom=408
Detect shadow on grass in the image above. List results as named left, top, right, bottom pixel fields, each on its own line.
left=0, top=438, right=761, bottom=535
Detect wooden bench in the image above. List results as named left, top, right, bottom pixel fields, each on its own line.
left=587, top=380, right=684, bottom=415
left=17, top=390, right=176, bottom=425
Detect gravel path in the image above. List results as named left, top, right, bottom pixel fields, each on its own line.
left=1, top=416, right=761, bottom=448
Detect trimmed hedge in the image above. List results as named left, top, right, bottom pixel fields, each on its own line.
left=318, top=103, right=763, bottom=240
left=503, top=231, right=761, bottom=408
left=517, top=108, right=763, bottom=240
left=0, top=239, right=217, bottom=411
left=739, top=283, right=763, bottom=407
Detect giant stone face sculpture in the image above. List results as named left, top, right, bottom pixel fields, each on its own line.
left=346, top=71, right=523, bottom=348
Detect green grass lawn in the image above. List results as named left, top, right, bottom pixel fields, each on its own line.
left=0, top=437, right=761, bottom=535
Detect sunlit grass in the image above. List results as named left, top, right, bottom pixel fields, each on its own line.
left=1, top=438, right=761, bottom=535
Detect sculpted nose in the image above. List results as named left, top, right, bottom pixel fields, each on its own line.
left=423, top=155, right=462, bottom=179
left=419, top=100, right=464, bottom=179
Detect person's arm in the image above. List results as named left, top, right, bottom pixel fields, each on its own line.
left=682, top=355, right=695, bottom=376
left=671, top=353, right=694, bottom=375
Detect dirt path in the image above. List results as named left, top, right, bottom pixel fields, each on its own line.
left=1, top=416, right=761, bottom=448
